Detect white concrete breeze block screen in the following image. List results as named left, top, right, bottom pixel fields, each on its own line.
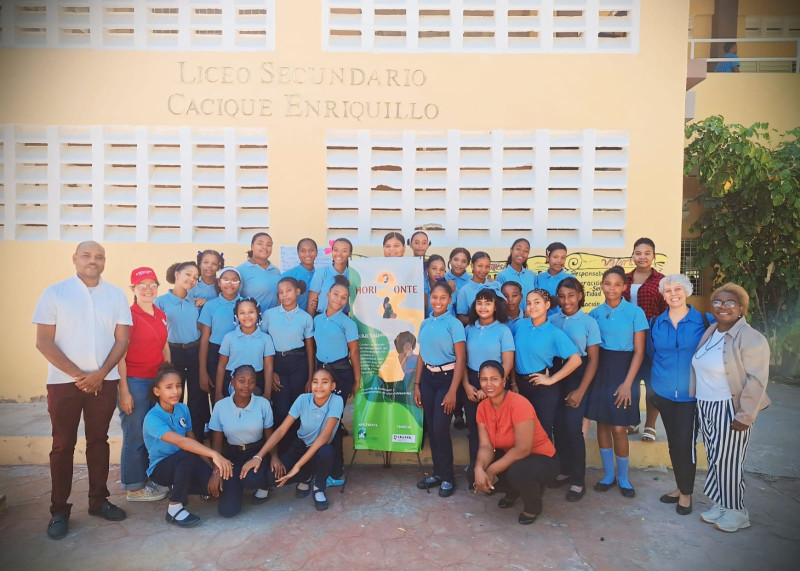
left=323, top=0, right=639, bottom=53
left=1, top=125, right=269, bottom=243
left=0, top=1, right=275, bottom=50
left=325, top=129, right=629, bottom=248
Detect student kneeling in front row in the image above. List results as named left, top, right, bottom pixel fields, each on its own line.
left=208, top=364, right=276, bottom=517
left=240, top=368, right=343, bottom=511
left=143, top=363, right=233, bottom=527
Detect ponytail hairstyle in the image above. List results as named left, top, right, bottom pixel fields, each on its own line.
left=467, top=288, right=508, bottom=325
left=408, top=230, right=430, bottom=247
left=383, top=231, right=406, bottom=246
left=429, top=280, right=453, bottom=298
left=471, top=251, right=491, bottom=265
left=278, top=276, right=307, bottom=295
left=330, top=274, right=351, bottom=292
left=500, top=280, right=522, bottom=298
left=556, top=276, right=586, bottom=308
left=448, top=247, right=471, bottom=267
left=332, top=237, right=354, bottom=266
left=148, top=362, right=182, bottom=402
left=196, top=249, right=224, bottom=269
left=527, top=288, right=554, bottom=311
left=297, top=237, right=318, bottom=252
left=478, top=359, right=505, bottom=379
left=426, top=254, right=446, bottom=280
left=505, top=238, right=531, bottom=269
left=233, top=297, right=262, bottom=325
left=246, top=232, right=272, bottom=259
left=545, top=242, right=568, bottom=258
left=165, top=261, right=199, bottom=285
left=232, top=364, right=257, bottom=379
left=602, top=265, right=627, bottom=282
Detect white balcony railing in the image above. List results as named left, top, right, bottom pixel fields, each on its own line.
left=689, top=37, right=800, bottom=73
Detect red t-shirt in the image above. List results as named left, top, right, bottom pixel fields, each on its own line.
left=476, top=391, right=555, bottom=457
left=125, top=304, right=168, bottom=378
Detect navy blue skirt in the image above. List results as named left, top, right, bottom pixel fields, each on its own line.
left=585, top=349, right=640, bottom=426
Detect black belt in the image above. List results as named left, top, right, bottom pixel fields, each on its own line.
left=225, top=440, right=264, bottom=452
left=321, top=357, right=351, bottom=370
left=170, top=340, right=200, bottom=349
left=275, top=347, right=306, bottom=357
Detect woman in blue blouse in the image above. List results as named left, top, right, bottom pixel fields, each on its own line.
left=198, top=267, right=241, bottom=402
left=414, top=282, right=466, bottom=497
left=586, top=266, right=649, bottom=498
left=445, top=247, right=472, bottom=294
left=307, top=238, right=352, bottom=315
left=189, top=250, right=224, bottom=306
left=456, top=251, right=502, bottom=325
left=513, top=288, right=581, bottom=441
left=549, top=277, right=601, bottom=501
left=281, top=238, right=318, bottom=312
left=649, top=274, right=713, bottom=515
left=155, top=261, right=205, bottom=441
left=462, top=288, right=515, bottom=488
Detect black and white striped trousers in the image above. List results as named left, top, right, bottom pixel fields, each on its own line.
left=697, top=399, right=752, bottom=510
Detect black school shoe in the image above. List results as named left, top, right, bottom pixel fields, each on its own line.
left=498, top=496, right=517, bottom=509
left=659, top=493, right=679, bottom=504
left=165, top=508, right=201, bottom=528
left=676, top=499, right=692, bottom=515
left=518, top=513, right=538, bottom=525
left=88, top=501, right=127, bottom=521
left=593, top=480, right=617, bottom=493
left=417, top=475, right=442, bottom=490
left=620, top=486, right=636, bottom=499
left=566, top=487, right=586, bottom=502
left=438, top=482, right=455, bottom=498
left=46, top=514, right=69, bottom=540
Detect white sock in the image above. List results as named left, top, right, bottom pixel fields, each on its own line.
left=314, top=490, right=327, bottom=502
left=254, top=488, right=269, bottom=499
left=297, top=482, right=310, bottom=491
left=167, top=503, right=189, bottom=521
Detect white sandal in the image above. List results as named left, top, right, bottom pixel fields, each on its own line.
left=642, top=427, right=657, bottom=442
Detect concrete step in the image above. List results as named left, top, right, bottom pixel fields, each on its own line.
left=0, top=402, right=706, bottom=469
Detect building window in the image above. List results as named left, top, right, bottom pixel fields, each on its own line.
left=1, top=125, right=269, bottom=243
left=681, top=238, right=704, bottom=296
left=324, top=0, right=640, bottom=53
left=325, top=128, right=629, bottom=247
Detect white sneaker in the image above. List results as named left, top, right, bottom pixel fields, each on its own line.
left=127, top=486, right=168, bottom=502
left=699, top=503, right=724, bottom=524
left=714, top=508, right=750, bottom=532
left=147, top=480, right=171, bottom=495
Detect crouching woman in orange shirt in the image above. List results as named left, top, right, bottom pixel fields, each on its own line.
left=473, top=360, right=559, bottom=525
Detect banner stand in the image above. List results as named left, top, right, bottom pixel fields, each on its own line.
left=340, top=449, right=430, bottom=494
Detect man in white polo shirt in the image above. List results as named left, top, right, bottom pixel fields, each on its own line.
left=32, top=241, right=133, bottom=540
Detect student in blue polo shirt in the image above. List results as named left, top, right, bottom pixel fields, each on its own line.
left=445, top=247, right=472, bottom=294
left=456, top=251, right=503, bottom=325
left=414, top=282, right=466, bottom=497
left=262, top=277, right=315, bottom=449
left=424, top=254, right=456, bottom=317
left=198, top=266, right=241, bottom=403
left=237, top=232, right=281, bottom=310
left=241, top=368, right=344, bottom=511
left=549, top=277, right=602, bottom=501
left=144, top=363, right=233, bottom=528
left=496, top=238, right=537, bottom=312
left=307, top=237, right=352, bottom=315
left=281, top=238, right=318, bottom=312
left=215, top=298, right=275, bottom=401
left=513, top=288, right=582, bottom=442
left=586, top=266, right=649, bottom=498
left=462, top=288, right=515, bottom=489
left=189, top=250, right=224, bottom=306
left=155, top=261, right=207, bottom=441
left=537, top=242, right=576, bottom=301
left=501, top=281, right=525, bottom=333
left=313, top=275, right=360, bottom=484
left=208, top=365, right=275, bottom=517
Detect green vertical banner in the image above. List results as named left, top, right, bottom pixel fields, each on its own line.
left=349, top=257, right=424, bottom=453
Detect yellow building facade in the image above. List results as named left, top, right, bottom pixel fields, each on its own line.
left=0, top=0, right=691, bottom=402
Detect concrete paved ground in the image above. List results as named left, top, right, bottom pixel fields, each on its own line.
left=0, top=464, right=797, bottom=571
left=0, top=383, right=797, bottom=570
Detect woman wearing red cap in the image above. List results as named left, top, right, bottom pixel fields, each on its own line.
left=117, top=267, right=172, bottom=502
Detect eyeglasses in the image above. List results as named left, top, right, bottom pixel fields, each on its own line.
left=134, top=283, right=158, bottom=291
left=711, top=300, right=737, bottom=308
left=220, top=278, right=241, bottom=285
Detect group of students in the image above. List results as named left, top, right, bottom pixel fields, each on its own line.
left=116, top=230, right=768, bottom=531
